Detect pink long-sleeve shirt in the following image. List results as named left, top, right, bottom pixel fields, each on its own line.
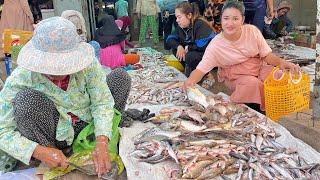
left=99, top=41, right=126, bottom=69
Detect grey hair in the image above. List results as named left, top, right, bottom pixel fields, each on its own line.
left=221, top=0, right=245, bottom=16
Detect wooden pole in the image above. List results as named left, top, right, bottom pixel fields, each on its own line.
left=313, top=0, right=320, bottom=122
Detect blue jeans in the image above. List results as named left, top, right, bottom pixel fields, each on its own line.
left=244, top=2, right=267, bottom=32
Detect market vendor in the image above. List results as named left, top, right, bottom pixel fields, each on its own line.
left=165, top=1, right=216, bottom=77
left=183, top=0, right=299, bottom=111
left=263, top=0, right=293, bottom=39
left=0, top=17, right=130, bottom=177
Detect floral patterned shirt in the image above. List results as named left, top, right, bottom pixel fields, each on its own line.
left=0, top=60, right=114, bottom=165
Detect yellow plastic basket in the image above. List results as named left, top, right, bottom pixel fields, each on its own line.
left=2, top=29, right=33, bottom=54
left=164, top=55, right=184, bottom=72
left=264, top=67, right=310, bottom=121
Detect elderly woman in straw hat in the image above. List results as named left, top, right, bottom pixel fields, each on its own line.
left=0, top=17, right=131, bottom=176
left=61, top=10, right=131, bottom=105
left=263, top=0, right=293, bottom=39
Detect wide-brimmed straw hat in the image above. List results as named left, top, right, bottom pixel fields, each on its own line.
left=277, top=0, right=292, bottom=11
left=17, top=17, right=95, bottom=75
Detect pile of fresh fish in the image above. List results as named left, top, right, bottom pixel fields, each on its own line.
left=130, top=127, right=180, bottom=164
left=266, top=39, right=296, bottom=51
left=130, top=88, right=320, bottom=179
left=129, top=47, right=164, bottom=66
left=127, top=82, right=188, bottom=105
left=129, top=66, right=180, bottom=83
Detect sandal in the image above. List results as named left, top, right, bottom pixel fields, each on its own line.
left=201, top=79, right=215, bottom=90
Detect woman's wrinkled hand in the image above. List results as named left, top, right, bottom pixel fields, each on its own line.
left=92, top=136, right=111, bottom=178
left=32, top=145, right=68, bottom=168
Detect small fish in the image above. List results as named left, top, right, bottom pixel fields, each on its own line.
left=248, top=168, right=253, bottom=180
left=183, top=155, right=199, bottom=175
left=164, top=141, right=179, bottom=164
left=235, top=105, right=248, bottom=114
left=133, top=127, right=181, bottom=144
left=189, top=100, right=206, bottom=112
left=181, top=109, right=205, bottom=124
left=213, top=103, right=228, bottom=116
left=179, top=120, right=207, bottom=132
left=130, top=149, right=152, bottom=159
left=229, top=150, right=249, bottom=161
left=270, top=162, right=294, bottom=180
left=182, top=160, right=214, bottom=179
left=235, top=163, right=243, bottom=180
left=257, top=162, right=273, bottom=179
left=187, top=87, right=209, bottom=108
left=250, top=134, right=256, bottom=144
left=226, top=103, right=237, bottom=112
left=255, top=134, right=263, bottom=151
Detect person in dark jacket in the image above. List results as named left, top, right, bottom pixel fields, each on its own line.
left=188, top=0, right=205, bottom=15
left=166, top=1, right=216, bottom=77
left=157, top=0, right=184, bottom=48
left=241, top=0, right=274, bottom=32
left=263, top=0, right=292, bottom=39
left=28, top=0, right=42, bottom=24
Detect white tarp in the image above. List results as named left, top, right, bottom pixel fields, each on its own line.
left=120, top=48, right=320, bottom=179
left=120, top=93, right=320, bottom=180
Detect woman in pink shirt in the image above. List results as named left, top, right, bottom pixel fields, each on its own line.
left=94, top=15, right=126, bottom=69
left=183, top=1, right=299, bottom=111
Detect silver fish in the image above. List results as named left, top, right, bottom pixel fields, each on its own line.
left=255, top=134, right=263, bottom=151
left=270, top=162, right=294, bottom=180
left=248, top=168, right=253, bottom=180
left=179, top=120, right=207, bottom=132
left=235, top=163, right=243, bottom=180
left=187, top=87, right=210, bottom=108
left=133, top=127, right=181, bottom=144
left=164, top=141, right=179, bottom=164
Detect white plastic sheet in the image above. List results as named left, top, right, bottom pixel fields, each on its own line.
left=119, top=95, right=320, bottom=180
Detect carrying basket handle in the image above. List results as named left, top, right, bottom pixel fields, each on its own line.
left=289, top=71, right=303, bottom=84
left=272, top=67, right=285, bottom=81
left=272, top=67, right=303, bottom=84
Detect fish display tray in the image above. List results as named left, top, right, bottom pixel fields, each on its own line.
left=119, top=48, right=320, bottom=180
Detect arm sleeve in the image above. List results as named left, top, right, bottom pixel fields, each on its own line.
left=84, top=61, right=115, bottom=139
left=0, top=71, right=38, bottom=165
left=165, top=30, right=181, bottom=50
left=188, top=20, right=214, bottom=52
left=253, top=26, right=272, bottom=58
left=196, top=41, right=219, bottom=74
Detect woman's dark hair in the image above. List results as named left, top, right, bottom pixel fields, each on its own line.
left=221, top=0, right=245, bottom=16
left=175, top=2, right=200, bottom=26
left=176, top=1, right=214, bottom=30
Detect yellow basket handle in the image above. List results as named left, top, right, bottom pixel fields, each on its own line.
left=272, top=67, right=286, bottom=81
left=289, top=71, right=303, bottom=84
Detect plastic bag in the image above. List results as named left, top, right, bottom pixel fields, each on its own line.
left=44, top=109, right=124, bottom=179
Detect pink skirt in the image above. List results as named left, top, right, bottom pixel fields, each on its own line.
left=218, top=58, right=273, bottom=110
